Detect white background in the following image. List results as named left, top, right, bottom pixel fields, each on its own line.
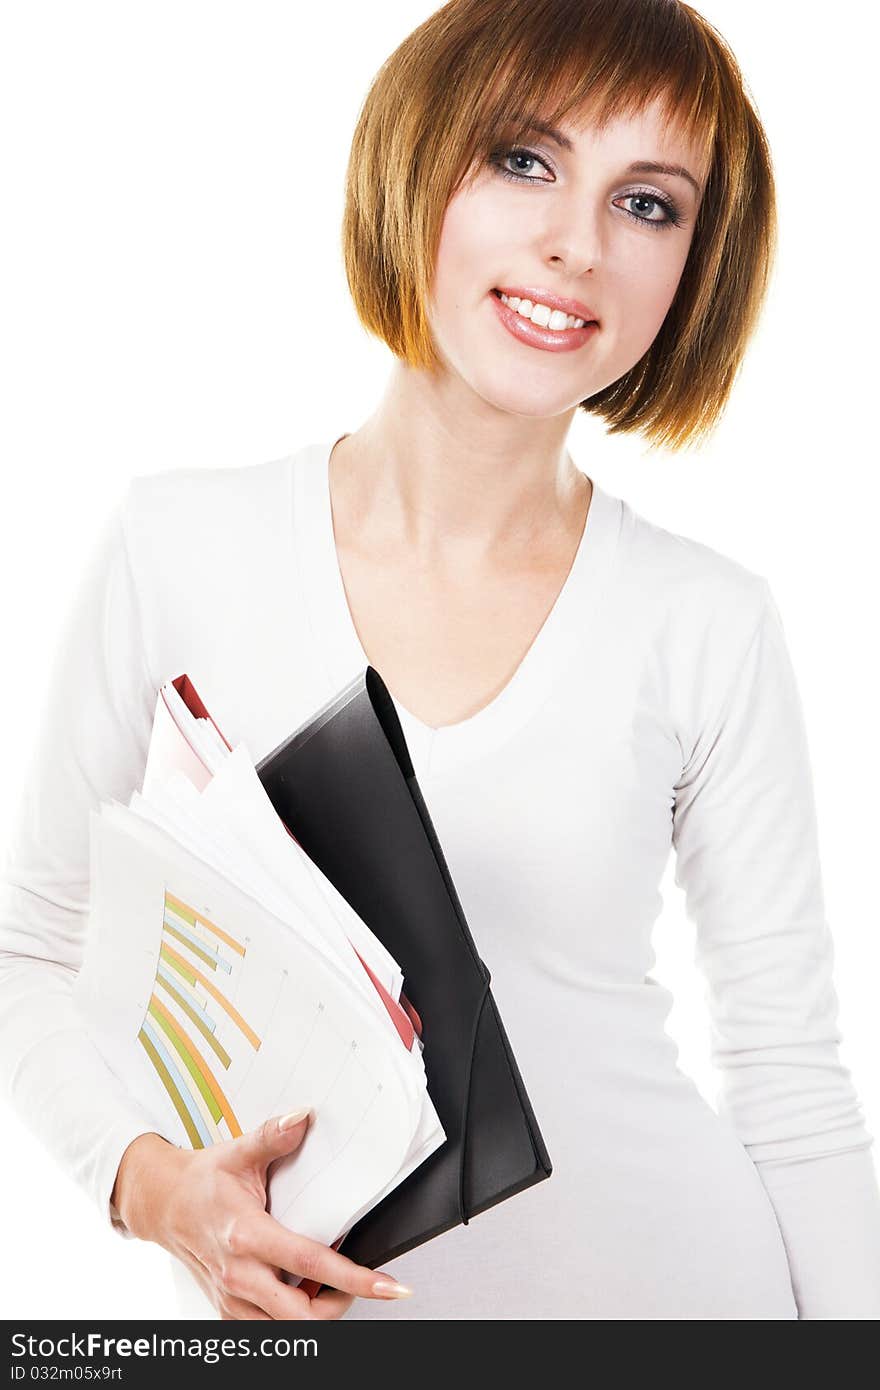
left=1, top=1, right=876, bottom=1319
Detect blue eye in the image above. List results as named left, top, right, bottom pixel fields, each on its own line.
left=487, top=146, right=686, bottom=231
left=488, top=147, right=554, bottom=182
left=617, top=191, right=685, bottom=229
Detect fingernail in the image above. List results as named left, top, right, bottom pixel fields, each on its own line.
left=279, top=1108, right=311, bottom=1130
left=372, top=1279, right=413, bottom=1298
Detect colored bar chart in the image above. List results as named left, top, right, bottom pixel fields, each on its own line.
left=136, top=888, right=262, bottom=1147
left=78, top=802, right=445, bottom=1259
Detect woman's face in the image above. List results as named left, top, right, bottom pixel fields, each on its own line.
left=426, top=96, right=708, bottom=418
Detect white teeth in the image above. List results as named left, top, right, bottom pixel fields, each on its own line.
left=499, top=292, right=587, bottom=330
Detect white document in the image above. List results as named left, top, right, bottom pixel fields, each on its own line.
left=143, top=685, right=403, bottom=998
left=73, top=676, right=446, bottom=1265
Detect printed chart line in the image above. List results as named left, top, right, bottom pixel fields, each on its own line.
left=136, top=887, right=263, bottom=1150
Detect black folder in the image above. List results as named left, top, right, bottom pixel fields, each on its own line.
left=255, top=666, right=552, bottom=1274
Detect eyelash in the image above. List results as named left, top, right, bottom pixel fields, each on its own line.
left=487, top=146, right=686, bottom=231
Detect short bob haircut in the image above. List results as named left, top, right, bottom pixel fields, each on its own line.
left=341, top=0, right=777, bottom=454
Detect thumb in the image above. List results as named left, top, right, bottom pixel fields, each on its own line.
left=232, top=1108, right=312, bottom=1171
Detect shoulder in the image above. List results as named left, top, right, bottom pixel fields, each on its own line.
left=120, top=450, right=295, bottom=542
left=596, top=488, right=775, bottom=758
left=108, top=444, right=327, bottom=690
left=114, top=443, right=327, bottom=648
left=607, top=488, right=770, bottom=649
left=116, top=441, right=332, bottom=578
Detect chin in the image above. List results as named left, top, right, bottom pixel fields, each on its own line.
left=471, top=379, right=585, bottom=421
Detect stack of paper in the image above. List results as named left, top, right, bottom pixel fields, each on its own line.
left=73, top=676, right=446, bottom=1275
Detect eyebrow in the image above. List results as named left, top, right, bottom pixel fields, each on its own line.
left=506, top=117, right=703, bottom=196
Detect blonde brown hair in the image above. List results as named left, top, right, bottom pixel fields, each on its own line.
left=341, top=0, right=777, bottom=453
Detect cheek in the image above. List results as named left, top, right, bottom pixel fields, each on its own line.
left=614, top=241, right=693, bottom=342
left=430, top=190, right=504, bottom=311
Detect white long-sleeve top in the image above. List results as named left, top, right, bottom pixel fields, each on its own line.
left=2, top=435, right=880, bottom=1320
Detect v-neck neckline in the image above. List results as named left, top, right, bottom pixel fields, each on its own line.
left=290, top=433, right=621, bottom=778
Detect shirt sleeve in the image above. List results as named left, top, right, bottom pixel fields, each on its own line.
left=671, top=577, right=880, bottom=1319
left=0, top=488, right=166, bottom=1238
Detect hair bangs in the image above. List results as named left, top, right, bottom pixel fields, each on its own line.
left=454, top=1, right=721, bottom=195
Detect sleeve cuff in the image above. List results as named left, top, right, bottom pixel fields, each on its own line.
left=756, top=1143, right=880, bottom=1318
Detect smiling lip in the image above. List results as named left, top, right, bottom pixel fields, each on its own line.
left=489, top=290, right=599, bottom=353
left=493, top=286, right=599, bottom=324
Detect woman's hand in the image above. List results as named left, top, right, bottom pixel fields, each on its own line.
left=112, top=1109, right=413, bottom=1320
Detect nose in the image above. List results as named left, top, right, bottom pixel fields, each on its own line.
left=542, top=194, right=602, bottom=279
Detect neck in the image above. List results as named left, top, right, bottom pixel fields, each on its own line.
left=329, top=363, right=590, bottom=566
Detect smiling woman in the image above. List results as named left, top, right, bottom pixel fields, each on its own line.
left=2, top=0, right=879, bottom=1329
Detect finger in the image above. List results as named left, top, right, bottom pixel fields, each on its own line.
left=244, top=1209, right=413, bottom=1301
left=175, top=1249, right=223, bottom=1314
left=219, top=1298, right=274, bottom=1321
left=222, top=1259, right=318, bottom=1321
left=179, top=1247, right=294, bottom=1321
left=309, top=1288, right=356, bottom=1320
left=230, top=1111, right=312, bottom=1172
